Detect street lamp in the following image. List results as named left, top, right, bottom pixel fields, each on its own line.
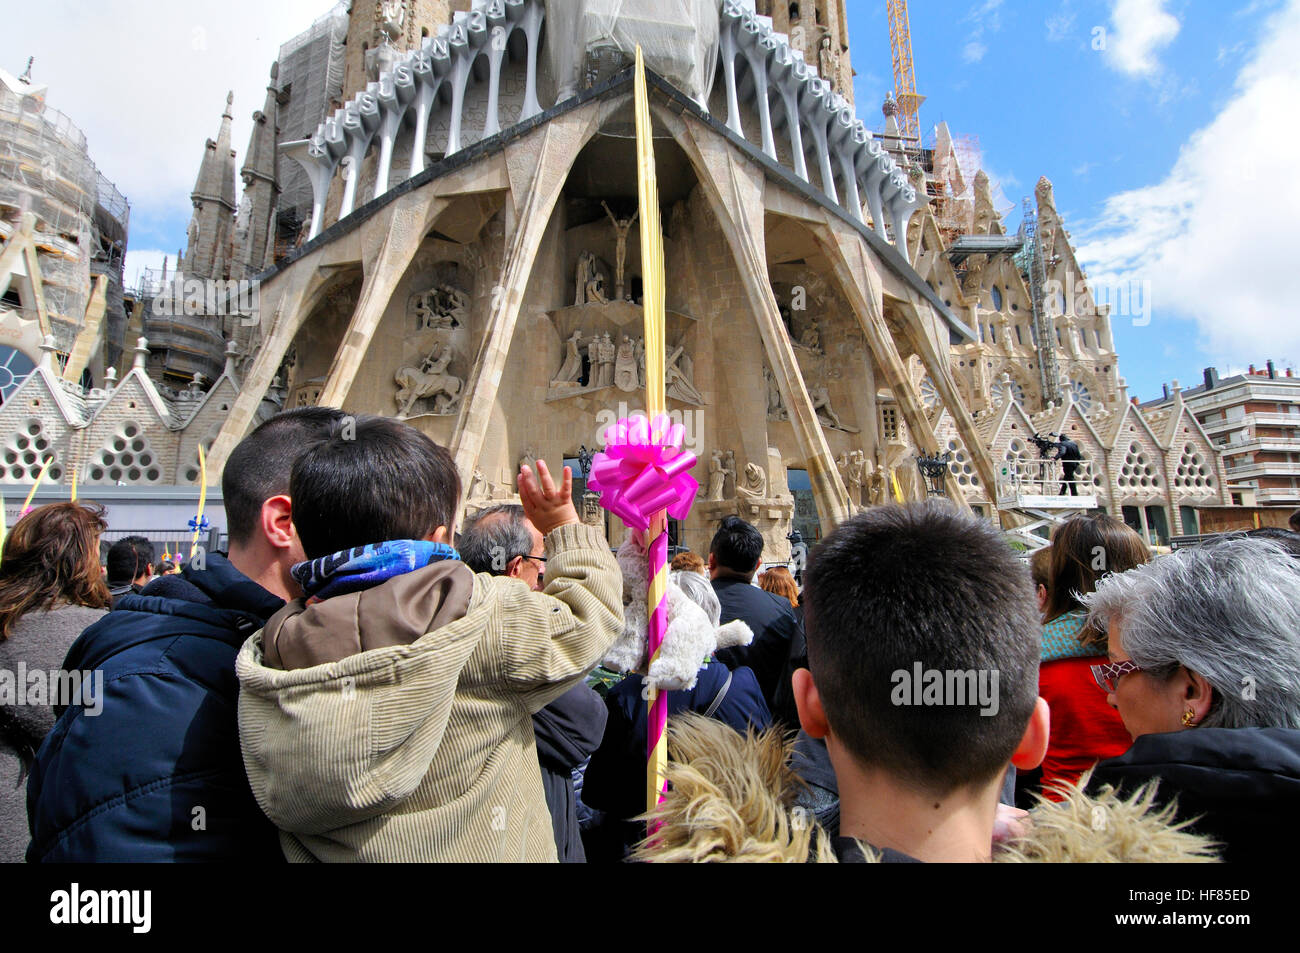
left=916, top=451, right=953, bottom=497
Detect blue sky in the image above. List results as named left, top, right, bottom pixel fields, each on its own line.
left=6, top=1, right=1296, bottom=403
left=846, top=0, right=1300, bottom=401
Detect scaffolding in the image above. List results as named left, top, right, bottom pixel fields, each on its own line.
left=1016, top=197, right=1061, bottom=408
left=274, top=2, right=349, bottom=236
left=0, top=74, right=129, bottom=357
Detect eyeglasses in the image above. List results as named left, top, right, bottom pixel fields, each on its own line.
left=1091, top=659, right=1143, bottom=693
left=525, top=555, right=547, bottom=567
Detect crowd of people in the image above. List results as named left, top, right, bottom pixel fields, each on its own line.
left=1, top=406, right=1298, bottom=862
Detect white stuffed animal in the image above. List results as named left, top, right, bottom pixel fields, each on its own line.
left=604, top=530, right=753, bottom=691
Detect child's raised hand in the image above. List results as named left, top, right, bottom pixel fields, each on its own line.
left=518, top=460, right=579, bottom=536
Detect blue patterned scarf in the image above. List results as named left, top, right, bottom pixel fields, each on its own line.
left=291, top=540, right=461, bottom=604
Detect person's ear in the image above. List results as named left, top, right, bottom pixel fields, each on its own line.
left=260, top=495, right=295, bottom=552
left=506, top=555, right=526, bottom=580
left=1182, top=668, right=1214, bottom=725
left=707, top=552, right=717, bottom=571
left=431, top=524, right=450, bottom=545
left=1011, top=697, right=1051, bottom=771
left=793, top=668, right=828, bottom=739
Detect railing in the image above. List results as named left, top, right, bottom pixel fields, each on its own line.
left=997, top=458, right=1099, bottom=500
left=1225, top=461, right=1300, bottom=478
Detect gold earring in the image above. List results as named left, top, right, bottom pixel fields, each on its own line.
left=1181, top=709, right=1196, bottom=727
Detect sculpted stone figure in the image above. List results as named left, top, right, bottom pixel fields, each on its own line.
left=708, top=449, right=733, bottom=502
left=601, top=200, right=639, bottom=301
left=553, top=329, right=586, bottom=385
left=614, top=335, right=638, bottom=392
left=736, top=462, right=767, bottom=500
left=598, top=332, right=615, bottom=388
left=764, top=366, right=787, bottom=420
left=665, top=344, right=705, bottom=405
left=395, top=343, right=463, bottom=416
left=723, top=450, right=737, bottom=499
left=574, top=251, right=607, bottom=306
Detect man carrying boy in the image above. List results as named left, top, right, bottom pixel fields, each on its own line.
left=236, top=416, right=623, bottom=862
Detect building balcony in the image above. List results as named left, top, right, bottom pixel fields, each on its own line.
left=1224, top=461, right=1300, bottom=479
left=1255, top=486, right=1300, bottom=504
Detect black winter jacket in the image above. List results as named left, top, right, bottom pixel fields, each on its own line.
left=1089, top=726, right=1300, bottom=862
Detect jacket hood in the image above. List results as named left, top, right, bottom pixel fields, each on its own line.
left=262, top=561, right=473, bottom=670
left=66, top=553, right=283, bottom=673
left=630, top=715, right=1221, bottom=863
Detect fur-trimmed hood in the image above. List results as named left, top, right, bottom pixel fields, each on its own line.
left=629, top=716, right=1220, bottom=863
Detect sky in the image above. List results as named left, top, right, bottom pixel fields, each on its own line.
left=847, top=0, right=1300, bottom=400
left=4, top=0, right=1297, bottom=403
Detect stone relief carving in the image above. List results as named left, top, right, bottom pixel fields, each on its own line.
left=412, top=284, right=469, bottom=330
left=811, top=384, right=858, bottom=432
left=395, top=342, right=463, bottom=416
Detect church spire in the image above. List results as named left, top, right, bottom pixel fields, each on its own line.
left=184, top=91, right=238, bottom=280
left=236, top=64, right=282, bottom=278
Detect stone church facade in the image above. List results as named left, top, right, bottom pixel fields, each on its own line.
left=0, top=0, right=1228, bottom=551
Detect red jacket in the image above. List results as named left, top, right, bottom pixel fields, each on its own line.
left=1038, top=656, right=1133, bottom=798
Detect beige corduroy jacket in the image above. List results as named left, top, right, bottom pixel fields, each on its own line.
left=236, top=522, right=623, bottom=862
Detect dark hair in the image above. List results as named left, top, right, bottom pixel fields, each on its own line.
left=290, top=415, right=461, bottom=558
left=106, top=535, right=154, bottom=586
left=1044, top=513, right=1150, bottom=648
left=709, top=516, right=763, bottom=577
left=759, top=565, right=799, bottom=607
left=0, top=502, right=111, bottom=639
left=1290, top=509, right=1300, bottom=534
left=802, top=501, right=1040, bottom=797
left=222, top=407, right=349, bottom=545
left=459, top=504, right=532, bottom=575
left=1244, top=527, right=1300, bottom=559
left=1029, top=546, right=1052, bottom=591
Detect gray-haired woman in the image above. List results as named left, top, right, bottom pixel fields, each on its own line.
left=1080, top=536, right=1300, bottom=862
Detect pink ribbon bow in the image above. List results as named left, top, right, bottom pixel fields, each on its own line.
left=588, top=415, right=699, bottom=530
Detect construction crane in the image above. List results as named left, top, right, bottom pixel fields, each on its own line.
left=887, top=0, right=925, bottom=148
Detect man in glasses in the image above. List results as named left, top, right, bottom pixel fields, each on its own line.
left=459, top=504, right=607, bottom=863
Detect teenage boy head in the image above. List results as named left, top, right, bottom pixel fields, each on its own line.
left=222, top=407, right=349, bottom=599
left=793, top=501, right=1050, bottom=862
left=289, top=415, right=461, bottom=558
left=708, top=515, right=764, bottom=582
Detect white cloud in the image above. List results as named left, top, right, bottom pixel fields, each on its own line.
left=123, top=249, right=172, bottom=291
left=958, top=0, right=1003, bottom=65
left=1076, top=0, right=1300, bottom=369
left=1104, top=0, right=1181, bottom=77
left=1046, top=2, right=1078, bottom=42
left=1, top=1, right=335, bottom=234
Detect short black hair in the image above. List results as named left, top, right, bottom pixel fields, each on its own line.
left=459, top=505, right=532, bottom=575
left=1290, top=509, right=1300, bottom=533
left=709, top=515, right=764, bottom=577
left=290, top=415, right=461, bottom=558
left=106, top=535, right=153, bottom=585
left=802, top=501, right=1040, bottom=797
left=222, top=407, right=348, bottom=545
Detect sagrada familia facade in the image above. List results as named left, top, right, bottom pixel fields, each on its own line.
left=0, top=0, right=1228, bottom=553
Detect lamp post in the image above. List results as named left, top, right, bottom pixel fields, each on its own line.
left=916, top=451, right=953, bottom=497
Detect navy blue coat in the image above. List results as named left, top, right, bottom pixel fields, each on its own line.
left=712, top=578, right=803, bottom=719
left=26, top=554, right=285, bottom=862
